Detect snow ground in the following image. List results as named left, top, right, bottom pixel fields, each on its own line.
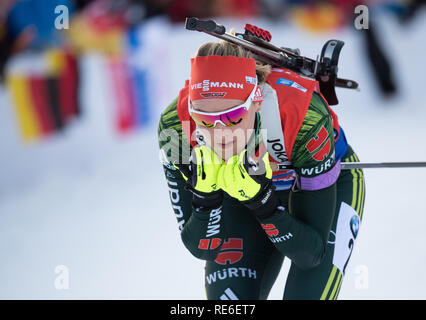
left=0, top=11, right=425, bottom=299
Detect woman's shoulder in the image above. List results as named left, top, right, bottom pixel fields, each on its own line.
left=158, top=96, right=180, bottom=133
left=290, top=91, right=336, bottom=168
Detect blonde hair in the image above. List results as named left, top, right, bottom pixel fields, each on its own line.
left=195, top=40, right=271, bottom=83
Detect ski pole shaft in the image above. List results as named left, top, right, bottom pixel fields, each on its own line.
left=341, top=162, right=426, bottom=169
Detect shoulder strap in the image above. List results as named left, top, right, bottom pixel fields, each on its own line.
left=259, top=82, right=291, bottom=170
left=264, top=68, right=317, bottom=163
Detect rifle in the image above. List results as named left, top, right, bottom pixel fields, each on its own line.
left=185, top=17, right=358, bottom=106
left=185, top=17, right=426, bottom=169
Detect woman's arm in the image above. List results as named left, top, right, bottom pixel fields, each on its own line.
left=161, top=163, right=226, bottom=261
left=256, top=92, right=339, bottom=269
left=255, top=183, right=336, bottom=270
left=158, top=99, right=226, bottom=261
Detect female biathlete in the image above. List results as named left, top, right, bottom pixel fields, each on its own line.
left=158, top=39, right=365, bottom=300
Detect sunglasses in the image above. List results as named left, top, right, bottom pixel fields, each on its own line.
left=188, top=83, right=257, bottom=128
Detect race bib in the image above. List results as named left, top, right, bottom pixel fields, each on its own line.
left=331, top=202, right=360, bottom=275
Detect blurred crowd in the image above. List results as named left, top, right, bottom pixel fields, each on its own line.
left=0, top=0, right=424, bottom=142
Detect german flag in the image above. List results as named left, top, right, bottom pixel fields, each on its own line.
left=28, top=75, right=55, bottom=136
left=45, top=48, right=80, bottom=128
left=6, top=74, right=41, bottom=141
left=6, top=48, right=80, bottom=142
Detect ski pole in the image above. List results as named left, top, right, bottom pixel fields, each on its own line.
left=341, top=162, right=426, bottom=169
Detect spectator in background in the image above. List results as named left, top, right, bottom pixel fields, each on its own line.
left=261, top=0, right=398, bottom=97
left=0, top=0, right=79, bottom=81
left=165, top=0, right=261, bottom=22
left=5, top=0, right=76, bottom=48
left=2, top=0, right=81, bottom=141
left=0, top=0, right=30, bottom=81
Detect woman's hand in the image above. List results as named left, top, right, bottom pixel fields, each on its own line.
left=218, top=149, right=279, bottom=219
left=173, top=145, right=224, bottom=210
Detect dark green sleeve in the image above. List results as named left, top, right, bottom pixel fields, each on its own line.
left=158, top=98, right=226, bottom=261
left=255, top=183, right=335, bottom=270
left=255, top=93, right=338, bottom=269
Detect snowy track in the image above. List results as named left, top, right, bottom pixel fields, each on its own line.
left=0, top=12, right=425, bottom=299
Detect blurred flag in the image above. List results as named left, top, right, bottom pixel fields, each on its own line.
left=5, top=48, right=80, bottom=142
left=107, top=55, right=136, bottom=133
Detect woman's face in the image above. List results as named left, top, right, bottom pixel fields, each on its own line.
left=191, top=98, right=261, bottom=160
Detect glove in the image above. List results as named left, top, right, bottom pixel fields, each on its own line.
left=173, top=145, right=224, bottom=210
left=218, top=149, right=279, bottom=219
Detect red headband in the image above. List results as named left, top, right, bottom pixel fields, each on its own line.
left=189, top=55, right=263, bottom=102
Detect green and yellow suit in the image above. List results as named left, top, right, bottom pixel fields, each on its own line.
left=158, top=68, right=365, bottom=300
